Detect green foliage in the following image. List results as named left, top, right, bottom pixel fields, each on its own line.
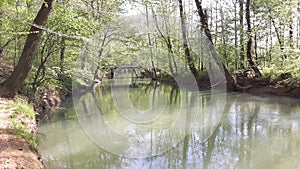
left=262, top=52, right=300, bottom=79
left=159, top=71, right=173, bottom=78
left=10, top=117, right=39, bottom=148
left=281, top=78, right=300, bottom=88
left=7, top=99, right=35, bottom=118
left=0, top=0, right=14, bottom=6
left=48, top=4, right=99, bottom=37
left=8, top=99, right=38, bottom=148
left=261, top=66, right=278, bottom=78
left=1, top=0, right=300, bottom=100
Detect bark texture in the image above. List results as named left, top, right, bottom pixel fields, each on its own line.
left=179, top=0, right=198, bottom=78
left=194, top=0, right=242, bottom=90
left=0, top=0, right=54, bottom=98
left=246, top=0, right=262, bottom=77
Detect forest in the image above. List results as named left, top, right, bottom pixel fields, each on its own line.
left=0, top=0, right=300, bottom=101
left=1, top=0, right=300, bottom=168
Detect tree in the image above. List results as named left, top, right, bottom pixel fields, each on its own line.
left=151, top=1, right=178, bottom=75
left=194, top=0, right=213, bottom=43
left=0, top=0, right=54, bottom=98
left=245, top=0, right=262, bottom=77
left=144, top=1, right=157, bottom=79
left=194, top=0, right=242, bottom=90
left=239, top=0, right=245, bottom=68
left=234, top=0, right=239, bottom=69
left=178, top=0, right=198, bottom=78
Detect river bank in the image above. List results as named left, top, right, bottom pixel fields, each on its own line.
left=148, top=72, right=300, bottom=98
left=0, top=97, right=43, bottom=169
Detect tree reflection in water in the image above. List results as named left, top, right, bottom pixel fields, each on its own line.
left=38, top=81, right=300, bottom=169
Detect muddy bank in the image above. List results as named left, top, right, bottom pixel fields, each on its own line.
left=153, top=74, right=300, bottom=98
left=236, top=72, right=300, bottom=98
left=0, top=98, right=44, bottom=169
left=33, top=86, right=71, bottom=114
left=247, top=85, right=300, bottom=98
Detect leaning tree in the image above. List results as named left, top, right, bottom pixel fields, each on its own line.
left=0, top=0, right=54, bottom=98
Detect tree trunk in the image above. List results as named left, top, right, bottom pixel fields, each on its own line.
left=234, top=0, right=238, bottom=69
left=246, top=0, right=262, bottom=78
left=60, top=37, right=66, bottom=79
left=194, top=0, right=213, bottom=42
left=145, top=2, right=157, bottom=80
left=0, top=0, right=54, bottom=98
left=254, top=32, right=258, bottom=61
left=271, top=18, right=286, bottom=59
left=298, top=3, right=300, bottom=48
left=151, top=7, right=176, bottom=75
left=239, top=0, right=245, bottom=69
left=0, top=39, right=13, bottom=56
left=214, top=0, right=218, bottom=44
left=194, top=0, right=242, bottom=91
left=31, top=48, right=52, bottom=101
left=288, top=0, right=293, bottom=48
left=178, top=0, right=198, bottom=78
left=93, top=27, right=109, bottom=87
left=289, top=22, right=293, bottom=48
left=269, top=17, right=273, bottom=64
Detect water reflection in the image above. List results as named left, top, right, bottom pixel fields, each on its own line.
left=38, top=81, right=300, bottom=169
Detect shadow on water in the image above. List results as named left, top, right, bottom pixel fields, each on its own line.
left=38, top=80, right=300, bottom=169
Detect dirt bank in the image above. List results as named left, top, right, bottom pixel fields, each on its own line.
left=152, top=74, right=300, bottom=98
left=247, top=85, right=300, bottom=98
left=0, top=98, right=43, bottom=169
left=236, top=72, right=300, bottom=98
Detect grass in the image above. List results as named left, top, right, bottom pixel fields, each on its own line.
left=7, top=98, right=39, bottom=149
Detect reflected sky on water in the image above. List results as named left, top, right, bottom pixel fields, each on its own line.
left=38, top=80, right=300, bottom=169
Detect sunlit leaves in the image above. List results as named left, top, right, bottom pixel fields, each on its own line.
left=0, top=0, right=14, bottom=6
left=47, top=4, right=98, bottom=38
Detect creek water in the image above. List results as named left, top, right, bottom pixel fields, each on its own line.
left=38, top=79, right=300, bottom=169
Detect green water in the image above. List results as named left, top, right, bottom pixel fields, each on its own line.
left=38, top=80, right=300, bottom=169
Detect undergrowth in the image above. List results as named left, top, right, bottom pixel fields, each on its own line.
left=7, top=98, right=38, bottom=149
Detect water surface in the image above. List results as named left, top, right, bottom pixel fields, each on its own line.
left=38, top=80, right=300, bottom=169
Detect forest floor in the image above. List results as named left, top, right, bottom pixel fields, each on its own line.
left=0, top=98, right=43, bottom=169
